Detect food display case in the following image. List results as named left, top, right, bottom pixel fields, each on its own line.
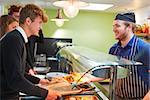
left=56, top=44, right=142, bottom=100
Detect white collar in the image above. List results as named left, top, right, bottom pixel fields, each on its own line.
left=0, top=33, right=7, bottom=41
left=16, top=26, right=28, bottom=43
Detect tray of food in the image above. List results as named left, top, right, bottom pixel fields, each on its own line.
left=64, top=95, right=98, bottom=100
left=40, top=72, right=99, bottom=100
left=40, top=77, right=82, bottom=96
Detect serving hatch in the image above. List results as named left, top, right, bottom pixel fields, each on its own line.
left=56, top=45, right=142, bottom=100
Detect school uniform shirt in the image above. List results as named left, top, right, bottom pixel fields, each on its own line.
left=0, top=26, right=48, bottom=99
left=109, top=35, right=150, bottom=99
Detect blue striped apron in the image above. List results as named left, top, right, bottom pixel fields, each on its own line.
left=113, top=37, right=149, bottom=99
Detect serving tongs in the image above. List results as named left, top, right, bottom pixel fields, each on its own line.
left=81, top=87, right=96, bottom=93
left=63, top=87, right=96, bottom=97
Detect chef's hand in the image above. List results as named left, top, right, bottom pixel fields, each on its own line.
left=39, top=79, right=50, bottom=85
left=46, top=90, right=61, bottom=100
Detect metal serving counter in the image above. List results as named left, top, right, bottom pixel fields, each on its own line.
left=56, top=45, right=142, bottom=100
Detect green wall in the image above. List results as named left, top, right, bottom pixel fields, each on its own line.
left=43, top=9, right=116, bottom=53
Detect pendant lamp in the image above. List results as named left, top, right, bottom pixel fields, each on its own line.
left=51, top=9, right=69, bottom=27
left=53, top=0, right=89, bottom=18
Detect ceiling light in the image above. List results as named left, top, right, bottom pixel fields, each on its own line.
left=51, top=9, right=69, bottom=27
left=63, top=5, right=79, bottom=18
left=53, top=0, right=89, bottom=18
left=80, top=3, right=113, bottom=11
